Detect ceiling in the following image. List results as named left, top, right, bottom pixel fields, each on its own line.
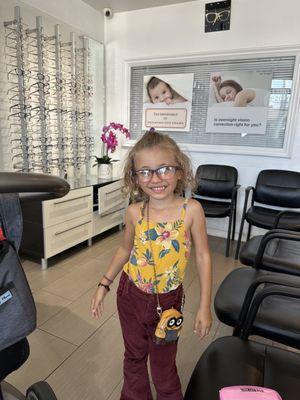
left=82, top=0, right=196, bottom=13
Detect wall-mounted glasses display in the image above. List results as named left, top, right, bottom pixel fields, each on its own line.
left=3, top=6, right=96, bottom=177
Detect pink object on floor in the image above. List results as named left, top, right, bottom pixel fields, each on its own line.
left=219, top=386, right=283, bottom=399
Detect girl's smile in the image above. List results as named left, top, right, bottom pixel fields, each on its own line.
left=149, top=185, right=168, bottom=193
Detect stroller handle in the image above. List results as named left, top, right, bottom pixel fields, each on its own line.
left=0, top=172, right=70, bottom=201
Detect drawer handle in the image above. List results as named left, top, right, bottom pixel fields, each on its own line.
left=54, top=194, right=91, bottom=205
left=100, top=207, right=124, bottom=217
left=103, top=187, right=121, bottom=196
left=55, top=220, right=92, bottom=236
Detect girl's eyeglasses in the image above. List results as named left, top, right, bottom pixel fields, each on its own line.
left=135, top=166, right=180, bottom=182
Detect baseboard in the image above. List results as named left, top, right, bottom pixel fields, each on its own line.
left=206, top=225, right=265, bottom=242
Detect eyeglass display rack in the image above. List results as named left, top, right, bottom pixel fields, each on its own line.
left=3, top=6, right=93, bottom=177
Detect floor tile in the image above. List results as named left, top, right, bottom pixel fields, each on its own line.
left=43, top=257, right=108, bottom=301
left=40, top=285, right=118, bottom=345
left=46, top=316, right=124, bottom=400
left=33, top=290, right=72, bottom=326
left=6, top=329, right=76, bottom=393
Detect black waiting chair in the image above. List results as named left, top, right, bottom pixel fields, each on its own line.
left=184, top=284, right=300, bottom=400
left=214, top=267, right=300, bottom=349
left=239, top=229, right=300, bottom=276
left=193, top=164, right=239, bottom=257
left=235, top=169, right=300, bottom=259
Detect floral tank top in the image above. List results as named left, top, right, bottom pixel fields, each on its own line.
left=123, top=198, right=191, bottom=294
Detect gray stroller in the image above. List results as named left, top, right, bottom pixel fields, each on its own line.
left=0, top=172, right=69, bottom=400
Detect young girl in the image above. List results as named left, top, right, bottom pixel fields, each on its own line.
left=147, top=76, right=187, bottom=104
left=91, top=130, right=212, bottom=400
left=212, top=75, right=256, bottom=106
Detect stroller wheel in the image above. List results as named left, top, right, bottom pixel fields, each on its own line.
left=26, top=381, right=57, bottom=400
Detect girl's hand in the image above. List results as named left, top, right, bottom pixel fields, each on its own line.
left=194, top=307, right=212, bottom=339
left=91, top=286, right=108, bottom=319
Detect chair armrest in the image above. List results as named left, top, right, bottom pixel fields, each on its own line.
left=240, top=186, right=254, bottom=217
left=273, top=210, right=300, bottom=229
left=230, top=184, right=240, bottom=200
left=253, top=230, right=300, bottom=268
left=263, top=228, right=300, bottom=237
left=241, top=284, right=300, bottom=339
left=234, top=272, right=300, bottom=336
left=245, top=186, right=254, bottom=194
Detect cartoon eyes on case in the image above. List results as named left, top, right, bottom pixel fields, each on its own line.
left=154, top=308, right=184, bottom=344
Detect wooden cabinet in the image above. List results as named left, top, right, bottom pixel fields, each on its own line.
left=93, top=180, right=125, bottom=236
left=43, top=186, right=93, bottom=227
left=20, top=179, right=125, bottom=269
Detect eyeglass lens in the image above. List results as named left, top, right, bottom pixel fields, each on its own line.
left=136, top=166, right=178, bottom=181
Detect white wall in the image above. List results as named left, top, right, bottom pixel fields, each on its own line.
left=104, top=0, right=300, bottom=239
left=20, top=0, right=104, bottom=41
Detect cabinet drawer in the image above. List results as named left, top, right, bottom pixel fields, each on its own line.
left=98, top=180, right=123, bottom=215
left=93, top=209, right=124, bottom=236
left=44, top=214, right=92, bottom=259
left=43, top=186, right=92, bottom=227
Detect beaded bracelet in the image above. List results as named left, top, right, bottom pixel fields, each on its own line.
left=97, top=282, right=110, bottom=291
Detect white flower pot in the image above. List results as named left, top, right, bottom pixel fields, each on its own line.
left=97, top=163, right=113, bottom=179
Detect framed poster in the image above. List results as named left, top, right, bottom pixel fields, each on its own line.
left=206, top=70, right=272, bottom=134
left=142, top=73, right=194, bottom=132
left=125, top=47, right=300, bottom=157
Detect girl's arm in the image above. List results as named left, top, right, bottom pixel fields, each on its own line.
left=189, top=199, right=212, bottom=338
left=234, top=89, right=256, bottom=107
left=90, top=204, right=136, bottom=319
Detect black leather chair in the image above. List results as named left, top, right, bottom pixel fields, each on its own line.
left=193, top=164, right=239, bottom=257
left=235, top=169, right=300, bottom=259
left=239, top=229, right=300, bottom=276
left=214, top=267, right=300, bottom=349
left=185, top=284, right=300, bottom=400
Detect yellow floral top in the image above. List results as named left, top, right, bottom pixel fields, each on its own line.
left=123, top=198, right=191, bottom=293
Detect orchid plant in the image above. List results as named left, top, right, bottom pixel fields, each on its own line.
left=93, top=122, right=130, bottom=165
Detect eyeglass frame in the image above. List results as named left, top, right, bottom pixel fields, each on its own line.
left=134, top=165, right=180, bottom=182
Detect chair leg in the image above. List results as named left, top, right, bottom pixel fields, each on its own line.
left=232, top=207, right=237, bottom=241
left=247, top=223, right=252, bottom=241
left=226, top=215, right=233, bottom=257
left=235, top=215, right=246, bottom=260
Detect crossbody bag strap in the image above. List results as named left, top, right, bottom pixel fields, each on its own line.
left=0, top=193, right=23, bottom=252
left=146, top=201, right=162, bottom=317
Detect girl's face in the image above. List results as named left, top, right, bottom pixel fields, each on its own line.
left=134, top=146, right=181, bottom=201
left=149, top=82, right=172, bottom=103
left=219, top=85, right=237, bottom=102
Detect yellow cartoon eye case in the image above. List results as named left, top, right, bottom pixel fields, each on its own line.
left=154, top=308, right=184, bottom=344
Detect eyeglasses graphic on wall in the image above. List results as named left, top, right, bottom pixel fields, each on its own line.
left=205, top=0, right=231, bottom=33
left=205, top=10, right=230, bottom=25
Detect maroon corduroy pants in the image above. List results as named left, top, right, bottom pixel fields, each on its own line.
left=117, top=271, right=184, bottom=400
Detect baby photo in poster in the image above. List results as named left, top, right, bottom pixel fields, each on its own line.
left=205, top=70, right=272, bottom=134
left=142, top=73, right=194, bottom=132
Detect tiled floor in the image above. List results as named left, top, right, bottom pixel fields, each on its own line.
left=7, top=231, right=241, bottom=399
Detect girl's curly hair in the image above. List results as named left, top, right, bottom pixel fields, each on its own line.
left=121, top=130, right=195, bottom=202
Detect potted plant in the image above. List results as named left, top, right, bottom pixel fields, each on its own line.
left=93, top=122, right=130, bottom=179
